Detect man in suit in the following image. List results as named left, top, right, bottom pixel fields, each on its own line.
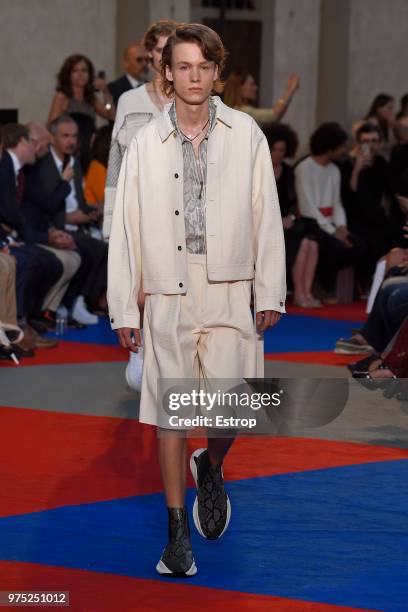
left=37, top=115, right=108, bottom=321
left=108, top=42, right=148, bottom=106
left=0, top=123, right=62, bottom=351
left=23, top=122, right=83, bottom=328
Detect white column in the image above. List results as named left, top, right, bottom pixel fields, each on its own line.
left=148, top=0, right=191, bottom=23
left=262, top=0, right=321, bottom=154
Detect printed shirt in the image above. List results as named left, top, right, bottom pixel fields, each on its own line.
left=168, top=99, right=217, bottom=254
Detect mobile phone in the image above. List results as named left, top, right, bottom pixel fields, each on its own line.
left=62, top=154, right=70, bottom=170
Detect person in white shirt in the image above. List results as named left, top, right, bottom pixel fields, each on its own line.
left=104, top=20, right=178, bottom=392
left=295, top=122, right=364, bottom=298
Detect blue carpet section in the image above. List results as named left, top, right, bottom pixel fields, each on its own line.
left=51, top=315, right=361, bottom=354
left=264, top=315, right=360, bottom=353
left=49, top=317, right=118, bottom=345
left=1, top=461, right=407, bottom=611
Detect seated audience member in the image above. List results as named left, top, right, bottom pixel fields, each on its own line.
left=223, top=70, right=300, bottom=126
left=108, top=42, right=148, bottom=106
left=263, top=122, right=321, bottom=307
left=23, top=122, right=85, bottom=328
left=295, top=122, right=365, bottom=299
left=36, top=115, right=108, bottom=320
left=0, top=241, right=20, bottom=360
left=352, top=314, right=408, bottom=384
left=336, top=123, right=391, bottom=277
left=0, top=124, right=62, bottom=351
left=48, top=54, right=115, bottom=172
left=396, top=93, right=408, bottom=120
left=84, top=125, right=113, bottom=207
left=335, top=274, right=408, bottom=356
left=390, top=117, right=408, bottom=244
left=352, top=94, right=395, bottom=158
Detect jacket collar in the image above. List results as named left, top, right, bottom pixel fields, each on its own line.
left=156, top=96, right=233, bottom=142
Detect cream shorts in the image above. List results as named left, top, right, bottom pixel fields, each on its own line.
left=139, top=253, right=262, bottom=428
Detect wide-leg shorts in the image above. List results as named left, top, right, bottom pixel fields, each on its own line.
left=139, top=253, right=262, bottom=428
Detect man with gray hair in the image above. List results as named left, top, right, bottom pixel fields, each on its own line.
left=33, top=115, right=108, bottom=325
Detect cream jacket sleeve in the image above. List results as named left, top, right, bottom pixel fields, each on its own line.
left=251, top=125, right=287, bottom=314
left=107, top=138, right=142, bottom=330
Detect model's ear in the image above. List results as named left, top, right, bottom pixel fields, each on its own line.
left=213, top=64, right=219, bottom=83
left=165, top=64, right=174, bottom=83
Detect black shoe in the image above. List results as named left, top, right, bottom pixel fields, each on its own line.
left=42, top=310, right=57, bottom=330
left=0, top=345, right=24, bottom=361
left=28, top=316, right=51, bottom=334
left=347, top=352, right=381, bottom=376
left=190, top=448, right=231, bottom=540
left=156, top=507, right=197, bottom=577
left=67, top=318, right=87, bottom=330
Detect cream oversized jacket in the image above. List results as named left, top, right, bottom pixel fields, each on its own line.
left=107, top=96, right=286, bottom=330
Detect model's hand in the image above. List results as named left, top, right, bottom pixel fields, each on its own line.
left=117, top=327, right=142, bottom=353
left=256, top=310, right=282, bottom=333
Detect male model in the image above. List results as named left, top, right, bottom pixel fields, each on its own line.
left=108, top=23, right=286, bottom=577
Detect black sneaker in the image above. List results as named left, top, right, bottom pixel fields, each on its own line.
left=190, top=448, right=231, bottom=540
left=156, top=507, right=197, bottom=577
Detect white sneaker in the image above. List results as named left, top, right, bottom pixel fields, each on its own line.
left=125, top=346, right=144, bottom=392
left=71, top=296, right=99, bottom=325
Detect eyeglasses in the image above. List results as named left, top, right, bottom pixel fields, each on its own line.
left=361, top=138, right=380, bottom=144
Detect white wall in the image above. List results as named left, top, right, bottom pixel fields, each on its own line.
left=347, top=0, right=408, bottom=129
left=0, top=0, right=116, bottom=124
left=264, top=0, right=321, bottom=153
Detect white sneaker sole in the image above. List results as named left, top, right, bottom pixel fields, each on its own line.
left=156, top=558, right=197, bottom=577
left=190, top=448, right=231, bottom=539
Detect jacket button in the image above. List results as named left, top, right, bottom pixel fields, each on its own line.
left=177, top=245, right=182, bottom=251
left=174, top=173, right=179, bottom=179
left=280, top=302, right=284, bottom=307
left=179, top=282, right=183, bottom=288
left=110, top=317, right=114, bottom=323
left=175, top=210, right=179, bottom=215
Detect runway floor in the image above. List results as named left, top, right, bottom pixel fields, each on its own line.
left=1, top=302, right=407, bottom=611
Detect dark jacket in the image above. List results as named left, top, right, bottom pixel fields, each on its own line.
left=21, top=160, right=72, bottom=243
left=0, top=151, right=26, bottom=238
left=35, top=151, right=93, bottom=230
left=108, top=75, right=140, bottom=107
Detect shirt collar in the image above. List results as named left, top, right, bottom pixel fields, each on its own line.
left=50, top=146, right=74, bottom=172
left=7, top=150, right=22, bottom=178
left=168, top=98, right=217, bottom=144
left=126, top=73, right=142, bottom=88
left=157, top=96, right=233, bottom=143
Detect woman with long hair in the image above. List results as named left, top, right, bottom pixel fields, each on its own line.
left=48, top=54, right=115, bottom=170
left=223, top=70, right=299, bottom=125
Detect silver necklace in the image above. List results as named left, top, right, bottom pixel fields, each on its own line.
left=178, top=117, right=210, bottom=142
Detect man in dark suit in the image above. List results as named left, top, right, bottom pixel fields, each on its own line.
left=0, top=123, right=62, bottom=351
left=37, top=115, right=108, bottom=320
left=108, top=42, right=148, bottom=106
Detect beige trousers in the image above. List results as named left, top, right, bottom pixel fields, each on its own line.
left=38, top=245, right=81, bottom=311
left=0, top=253, right=17, bottom=325
left=139, top=253, right=261, bottom=428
